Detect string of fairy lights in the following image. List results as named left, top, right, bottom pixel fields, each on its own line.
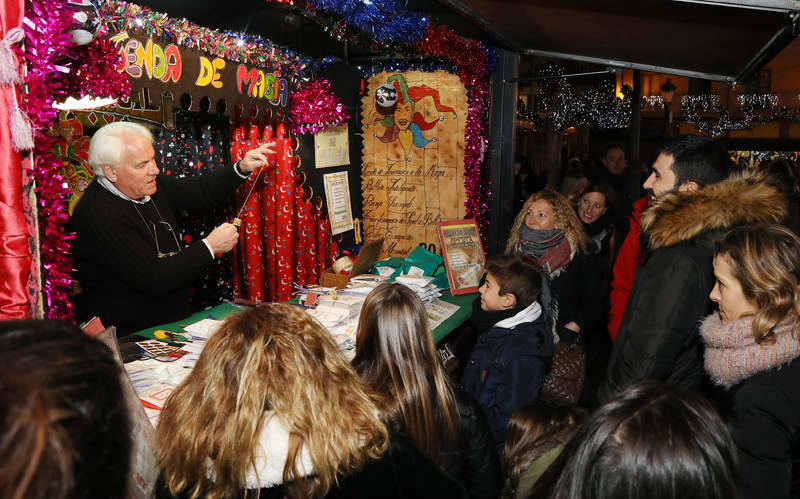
left=517, top=65, right=800, bottom=136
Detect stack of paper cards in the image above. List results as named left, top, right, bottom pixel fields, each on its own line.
left=315, top=294, right=365, bottom=316
left=347, top=274, right=390, bottom=294
left=183, top=318, right=222, bottom=341
left=306, top=306, right=351, bottom=329
left=394, top=275, right=442, bottom=302
left=125, top=361, right=161, bottom=393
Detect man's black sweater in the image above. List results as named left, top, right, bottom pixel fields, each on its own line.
left=71, top=166, right=245, bottom=335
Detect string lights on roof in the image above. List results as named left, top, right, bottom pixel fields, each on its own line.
left=516, top=66, right=633, bottom=132
left=681, top=92, right=800, bottom=136
left=517, top=65, right=800, bottom=136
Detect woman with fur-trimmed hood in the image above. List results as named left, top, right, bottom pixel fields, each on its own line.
left=506, top=190, right=604, bottom=344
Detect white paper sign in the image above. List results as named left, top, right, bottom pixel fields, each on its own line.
left=314, top=124, right=350, bottom=168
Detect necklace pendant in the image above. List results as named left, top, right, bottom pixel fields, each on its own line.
left=232, top=217, right=242, bottom=227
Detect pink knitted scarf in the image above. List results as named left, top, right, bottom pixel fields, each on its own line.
left=700, top=313, right=800, bottom=388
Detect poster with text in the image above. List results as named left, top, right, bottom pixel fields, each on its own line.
left=360, top=70, right=467, bottom=258
left=323, top=171, right=354, bottom=235
left=437, top=220, right=485, bottom=294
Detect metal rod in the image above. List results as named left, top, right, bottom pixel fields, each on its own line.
left=669, top=0, right=799, bottom=13
left=508, top=70, right=616, bottom=83
left=523, top=48, right=737, bottom=82
left=734, top=23, right=796, bottom=83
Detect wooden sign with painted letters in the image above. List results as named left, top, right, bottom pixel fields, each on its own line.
left=107, top=30, right=289, bottom=122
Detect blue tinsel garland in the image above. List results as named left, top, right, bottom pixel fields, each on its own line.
left=308, top=0, right=428, bottom=43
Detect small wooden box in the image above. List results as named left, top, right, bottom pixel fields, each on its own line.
left=319, top=239, right=384, bottom=289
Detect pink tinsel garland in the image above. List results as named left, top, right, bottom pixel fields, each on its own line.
left=415, top=24, right=491, bottom=240
left=288, top=79, right=349, bottom=135
left=63, top=38, right=131, bottom=99
left=20, top=0, right=76, bottom=319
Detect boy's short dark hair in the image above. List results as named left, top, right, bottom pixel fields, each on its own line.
left=485, top=255, right=542, bottom=308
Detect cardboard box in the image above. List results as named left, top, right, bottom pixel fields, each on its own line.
left=319, top=239, right=383, bottom=289
left=319, top=268, right=350, bottom=289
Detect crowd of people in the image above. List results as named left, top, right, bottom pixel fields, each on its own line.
left=1, top=134, right=799, bottom=498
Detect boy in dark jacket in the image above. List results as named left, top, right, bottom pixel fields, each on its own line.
left=461, top=255, right=553, bottom=453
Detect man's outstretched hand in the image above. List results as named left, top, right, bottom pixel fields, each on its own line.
left=239, top=142, right=277, bottom=173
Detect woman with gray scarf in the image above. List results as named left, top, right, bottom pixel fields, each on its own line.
left=506, top=190, right=603, bottom=349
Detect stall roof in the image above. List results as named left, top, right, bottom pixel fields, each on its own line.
left=437, top=0, right=799, bottom=82
left=131, top=0, right=798, bottom=82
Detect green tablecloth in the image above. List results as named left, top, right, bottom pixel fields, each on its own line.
left=134, top=292, right=476, bottom=344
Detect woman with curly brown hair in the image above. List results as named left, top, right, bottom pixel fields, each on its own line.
left=353, top=283, right=501, bottom=499
left=155, top=304, right=462, bottom=499
left=507, top=190, right=603, bottom=349
left=700, top=224, right=800, bottom=499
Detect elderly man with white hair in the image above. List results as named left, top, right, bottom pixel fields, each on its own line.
left=70, top=121, right=274, bottom=335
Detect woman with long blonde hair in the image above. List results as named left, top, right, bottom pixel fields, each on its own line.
left=352, top=283, right=501, bottom=499
left=700, top=224, right=800, bottom=499
left=155, top=303, right=462, bottom=499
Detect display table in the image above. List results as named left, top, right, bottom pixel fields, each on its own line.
left=133, top=291, right=477, bottom=345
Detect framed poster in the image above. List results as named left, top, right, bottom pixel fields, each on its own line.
left=436, top=219, right=485, bottom=295
left=323, top=171, right=354, bottom=235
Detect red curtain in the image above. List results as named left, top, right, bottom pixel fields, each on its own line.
left=0, top=0, right=32, bottom=319
left=231, top=120, right=337, bottom=302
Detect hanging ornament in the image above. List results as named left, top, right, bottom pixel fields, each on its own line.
left=375, top=83, right=397, bottom=107
left=67, top=0, right=100, bottom=46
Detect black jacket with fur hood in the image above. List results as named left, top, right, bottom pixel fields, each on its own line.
left=598, top=172, right=787, bottom=401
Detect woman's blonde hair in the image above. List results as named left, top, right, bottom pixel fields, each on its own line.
left=714, top=223, right=800, bottom=344
left=352, top=283, right=460, bottom=469
left=156, top=304, right=389, bottom=499
left=506, top=190, right=589, bottom=254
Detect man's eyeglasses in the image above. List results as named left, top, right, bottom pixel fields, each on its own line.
left=153, top=221, right=182, bottom=259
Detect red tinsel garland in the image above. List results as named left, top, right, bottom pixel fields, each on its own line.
left=20, top=0, right=76, bottom=319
